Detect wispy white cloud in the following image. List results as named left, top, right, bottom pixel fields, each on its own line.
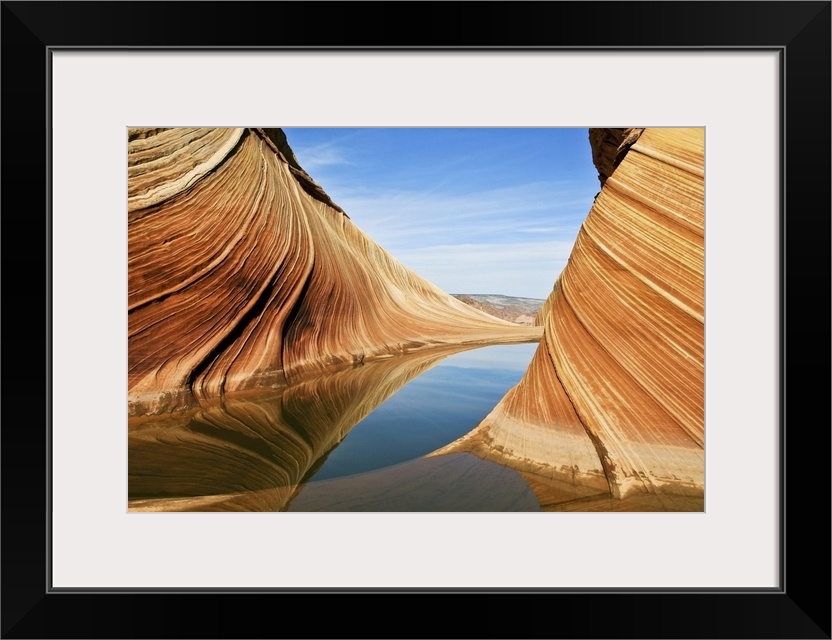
left=316, top=180, right=592, bottom=298
left=335, top=182, right=591, bottom=250
left=390, top=240, right=575, bottom=299
left=283, top=128, right=600, bottom=299
left=294, top=143, right=348, bottom=172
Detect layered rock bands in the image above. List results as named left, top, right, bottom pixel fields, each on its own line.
left=436, top=128, right=704, bottom=507
left=128, top=128, right=540, bottom=415
left=128, top=126, right=704, bottom=510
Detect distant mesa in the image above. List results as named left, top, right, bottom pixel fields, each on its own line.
left=451, top=294, right=545, bottom=326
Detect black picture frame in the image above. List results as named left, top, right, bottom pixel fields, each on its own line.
left=2, top=2, right=829, bottom=638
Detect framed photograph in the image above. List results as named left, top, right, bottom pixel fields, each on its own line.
left=3, top=2, right=829, bottom=638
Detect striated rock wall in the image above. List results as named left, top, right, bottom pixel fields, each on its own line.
left=128, top=128, right=541, bottom=415
left=435, top=128, right=704, bottom=507
left=128, top=125, right=704, bottom=511
left=589, top=127, right=645, bottom=187
left=128, top=345, right=468, bottom=512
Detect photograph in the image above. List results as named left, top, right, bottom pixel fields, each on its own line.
left=3, top=0, right=827, bottom=634
left=127, top=126, right=705, bottom=512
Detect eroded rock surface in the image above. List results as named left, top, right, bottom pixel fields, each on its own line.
left=435, top=128, right=704, bottom=508
left=128, top=126, right=704, bottom=512
left=128, top=344, right=497, bottom=511
left=128, top=128, right=541, bottom=415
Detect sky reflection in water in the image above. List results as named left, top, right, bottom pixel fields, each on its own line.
left=306, top=342, right=537, bottom=482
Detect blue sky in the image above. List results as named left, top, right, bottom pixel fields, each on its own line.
left=282, top=128, right=600, bottom=300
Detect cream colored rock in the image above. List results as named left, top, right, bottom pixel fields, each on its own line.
left=435, top=128, right=704, bottom=509
left=128, top=126, right=704, bottom=513
left=128, top=128, right=540, bottom=415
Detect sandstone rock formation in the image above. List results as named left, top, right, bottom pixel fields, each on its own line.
left=434, top=128, right=704, bottom=510
left=589, top=127, right=646, bottom=187
left=127, top=128, right=541, bottom=416
left=128, top=126, right=704, bottom=512
left=129, top=344, right=481, bottom=511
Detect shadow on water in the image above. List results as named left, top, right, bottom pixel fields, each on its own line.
left=128, top=342, right=539, bottom=512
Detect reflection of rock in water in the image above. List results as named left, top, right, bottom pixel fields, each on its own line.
left=433, top=129, right=705, bottom=511
left=430, top=339, right=612, bottom=505
left=287, top=453, right=542, bottom=512
left=127, top=128, right=537, bottom=417
left=129, top=345, right=493, bottom=512
left=128, top=127, right=705, bottom=513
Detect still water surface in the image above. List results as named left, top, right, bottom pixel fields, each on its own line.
left=128, top=342, right=540, bottom=511
left=306, top=342, right=537, bottom=482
